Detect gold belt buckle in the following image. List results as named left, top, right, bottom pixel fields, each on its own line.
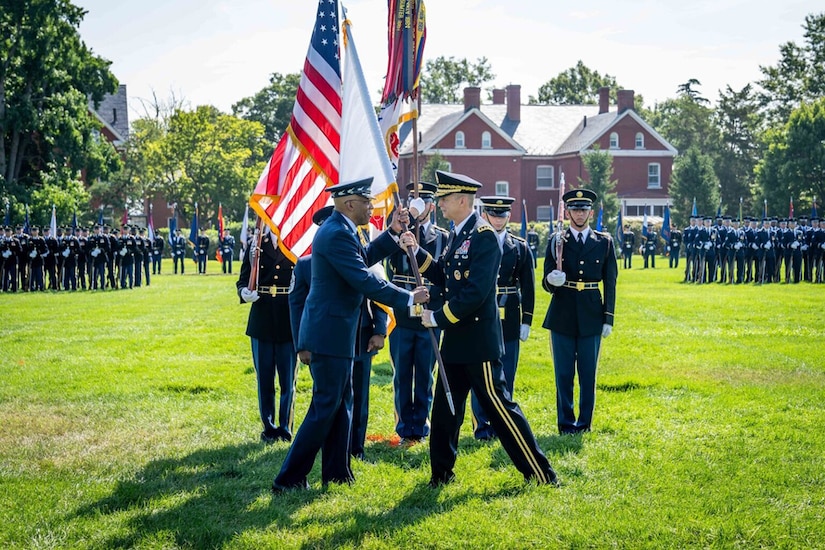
left=576, top=281, right=585, bottom=291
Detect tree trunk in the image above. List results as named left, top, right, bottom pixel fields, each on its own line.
left=0, top=78, right=6, bottom=183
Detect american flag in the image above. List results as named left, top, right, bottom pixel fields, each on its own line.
left=250, top=0, right=342, bottom=262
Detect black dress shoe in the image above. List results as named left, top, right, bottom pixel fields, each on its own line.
left=276, top=427, right=292, bottom=442
left=271, top=480, right=310, bottom=493
left=427, top=473, right=455, bottom=488
left=260, top=430, right=279, bottom=444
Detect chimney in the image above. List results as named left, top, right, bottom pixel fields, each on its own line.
left=506, top=84, right=521, bottom=122
left=598, top=87, right=610, bottom=114
left=463, top=86, right=481, bottom=111
left=492, top=88, right=506, bottom=104
left=617, top=89, right=635, bottom=114
left=583, top=115, right=587, bottom=128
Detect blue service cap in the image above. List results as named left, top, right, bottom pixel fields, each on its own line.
left=326, top=177, right=374, bottom=199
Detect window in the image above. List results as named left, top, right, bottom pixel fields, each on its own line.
left=635, top=132, right=644, bottom=149
left=495, top=181, right=509, bottom=196
left=536, top=165, right=554, bottom=189
left=609, top=132, right=619, bottom=149
left=481, top=131, right=491, bottom=148
left=455, top=131, right=465, bottom=148
left=537, top=205, right=552, bottom=222
left=648, top=163, right=661, bottom=188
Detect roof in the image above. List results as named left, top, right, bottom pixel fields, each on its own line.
left=88, top=84, right=129, bottom=144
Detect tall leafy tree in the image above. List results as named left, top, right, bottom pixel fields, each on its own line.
left=533, top=60, right=619, bottom=105
left=647, top=81, right=720, bottom=156
left=419, top=56, right=495, bottom=104
left=579, top=147, right=619, bottom=234
left=232, top=72, right=300, bottom=148
left=669, top=146, right=720, bottom=226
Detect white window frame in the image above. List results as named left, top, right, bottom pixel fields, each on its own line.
left=635, top=132, right=644, bottom=149
left=495, top=181, right=509, bottom=196
left=455, top=131, right=465, bottom=148
left=609, top=132, right=619, bottom=149
left=536, top=205, right=552, bottom=222
left=647, top=163, right=661, bottom=189
left=536, top=165, right=554, bottom=189
left=481, top=131, right=492, bottom=149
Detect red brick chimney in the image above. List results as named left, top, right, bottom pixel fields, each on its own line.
left=599, top=86, right=610, bottom=114
left=506, top=84, right=521, bottom=122
left=492, top=88, right=505, bottom=104
left=617, top=89, right=635, bottom=113
left=463, top=86, right=481, bottom=111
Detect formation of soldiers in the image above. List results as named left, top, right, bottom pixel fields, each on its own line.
left=0, top=223, right=166, bottom=292
left=681, top=215, right=825, bottom=284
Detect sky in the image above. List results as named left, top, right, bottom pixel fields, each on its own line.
left=75, top=0, right=822, bottom=120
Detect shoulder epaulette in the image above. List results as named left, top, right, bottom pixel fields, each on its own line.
left=477, top=225, right=494, bottom=233
left=433, top=225, right=449, bottom=234
left=512, top=234, right=526, bottom=243
left=594, top=229, right=612, bottom=240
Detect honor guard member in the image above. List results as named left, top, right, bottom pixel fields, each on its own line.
left=417, top=170, right=558, bottom=487
left=470, top=196, right=535, bottom=441
left=196, top=228, right=209, bottom=274
left=76, top=227, right=88, bottom=290
left=14, top=224, right=29, bottom=291
left=89, top=225, right=108, bottom=290
left=2, top=226, right=21, bottom=291
left=27, top=226, right=46, bottom=291
left=42, top=226, right=58, bottom=290
left=621, top=224, right=635, bottom=268
left=527, top=227, right=539, bottom=268
left=730, top=218, right=747, bottom=284
left=171, top=228, right=186, bottom=274
left=788, top=218, right=804, bottom=283
left=273, top=178, right=428, bottom=492
left=237, top=219, right=298, bottom=444
left=132, top=226, right=145, bottom=287
left=105, top=225, right=119, bottom=288
left=220, top=228, right=235, bottom=274
left=543, top=188, right=618, bottom=434
left=812, top=218, right=824, bottom=283
left=668, top=226, right=682, bottom=269
left=800, top=215, right=814, bottom=281
left=117, top=225, right=134, bottom=288
left=151, top=229, right=163, bottom=275
left=0, top=227, right=6, bottom=288
left=385, top=181, right=448, bottom=442
left=138, top=227, right=151, bottom=285
left=60, top=227, right=79, bottom=291
left=642, top=222, right=658, bottom=268
left=722, top=218, right=739, bottom=283
left=683, top=217, right=698, bottom=282
left=756, top=217, right=775, bottom=283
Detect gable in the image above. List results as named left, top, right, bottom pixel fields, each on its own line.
left=432, top=110, right=522, bottom=152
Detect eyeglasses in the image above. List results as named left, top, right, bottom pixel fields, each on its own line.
left=346, top=198, right=373, bottom=208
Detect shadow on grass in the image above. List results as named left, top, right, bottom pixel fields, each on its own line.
left=459, top=432, right=585, bottom=473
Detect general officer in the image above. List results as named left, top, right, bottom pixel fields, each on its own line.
left=385, top=181, right=448, bottom=443
left=543, top=188, right=618, bottom=435
left=171, top=228, right=187, bottom=274
left=621, top=224, right=635, bottom=268
left=272, top=178, right=429, bottom=492
left=237, top=219, right=298, bottom=444
left=418, top=170, right=558, bottom=487
left=470, top=196, right=535, bottom=441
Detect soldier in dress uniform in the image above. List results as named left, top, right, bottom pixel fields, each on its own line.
left=132, top=226, right=145, bottom=287
left=730, top=218, right=747, bottom=284
left=642, top=222, right=657, bottom=268
left=812, top=218, right=824, bottom=283
left=196, top=227, right=209, bottom=274
left=119, top=225, right=136, bottom=289
left=138, top=227, right=151, bottom=286
left=417, top=170, right=558, bottom=487
left=621, top=224, right=635, bottom=269
left=756, top=217, right=775, bottom=284
left=89, top=224, right=109, bottom=290
left=470, top=196, right=535, bottom=441
left=60, top=227, right=79, bottom=291
left=14, top=224, right=29, bottom=291
left=171, top=228, right=186, bottom=274
left=152, top=230, right=164, bottom=275
left=744, top=218, right=758, bottom=282
left=527, top=227, right=539, bottom=268
left=42, top=226, right=58, bottom=290
left=385, top=181, right=448, bottom=443
left=272, top=178, right=427, bottom=492
left=27, top=226, right=46, bottom=291
left=238, top=219, right=298, bottom=444
left=788, top=218, right=804, bottom=283
left=2, top=226, right=21, bottom=291
left=220, top=228, right=235, bottom=274
left=76, top=227, right=88, bottom=290
left=106, top=225, right=119, bottom=289
left=668, top=227, right=682, bottom=269
left=543, top=188, right=618, bottom=435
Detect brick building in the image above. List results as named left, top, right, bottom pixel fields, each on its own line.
left=397, top=85, right=677, bottom=224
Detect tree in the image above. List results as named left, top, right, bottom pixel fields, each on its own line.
left=579, top=147, right=619, bottom=234
left=758, top=12, right=825, bottom=124
left=533, top=60, right=619, bottom=105
left=232, top=72, right=300, bottom=148
left=647, top=82, right=720, bottom=156
left=669, top=146, right=720, bottom=226
left=421, top=153, right=450, bottom=227
left=1, top=0, right=120, bottom=202
left=420, top=56, right=495, bottom=104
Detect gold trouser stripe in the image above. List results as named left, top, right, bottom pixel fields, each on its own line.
left=481, top=361, right=546, bottom=482
left=442, top=302, right=459, bottom=324
left=288, top=360, right=300, bottom=432
left=418, top=253, right=432, bottom=273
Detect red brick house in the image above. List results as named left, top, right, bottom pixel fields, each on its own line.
left=397, top=85, right=677, bottom=224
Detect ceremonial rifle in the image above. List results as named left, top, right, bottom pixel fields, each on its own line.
left=555, top=172, right=566, bottom=270
left=247, top=218, right=264, bottom=292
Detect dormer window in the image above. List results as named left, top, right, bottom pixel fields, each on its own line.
left=481, top=131, right=491, bottom=148
left=609, top=132, right=619, bottom=149
left=455, top=131, right=465, bottom=148
left=635, top=132, right=644, bottom=149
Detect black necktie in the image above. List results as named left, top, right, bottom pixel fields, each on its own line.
left=577, top=233, right=584, bottom=245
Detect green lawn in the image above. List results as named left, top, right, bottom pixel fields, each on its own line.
left=1, top=258, right=824, bottom=549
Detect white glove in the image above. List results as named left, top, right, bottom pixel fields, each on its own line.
left=801, top=244, right=808, bottom=251
left=62, top=248, right=70, bottom=257
left=29, top=251, right=37, bottom=258
left=601, top=324, right=613, bottom=338
left=765, top=242, right=772, bottom=249
left=240, top=287, right=260, bottom=303
left=421, top=309, right=437, bottom=328
left=704, top=242, right=712, bottom=250
left=91, top=248, right=100, bottom=257
left=545, top=270, right=566, bottom=287
left=40, top=252, right=48, bottom=258
left=519, top=324, right=530, bottom=342
left=119, top=248, right=127, bottom=256
left=791, top=241, right=799, bottom=249
left=751, top=243, right=758, bottom=250
left=2, top=250, right=10, bottom=259
left=734, top=243, right=741, bottom=250
left=666, top=246, right=671, bottom=252
left=408, top=197, right=427, bottom=219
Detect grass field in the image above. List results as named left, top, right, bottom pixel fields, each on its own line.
left=1, top=258, right=824, bottom=549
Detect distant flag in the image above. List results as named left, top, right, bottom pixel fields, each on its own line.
left=642, top=205, right=649, bottom=238
left=691, top=197, right=698, bottom=217
left=147, top=203, right=155, bottom=242
left=662, top=204, right=671, bottom=244
left=71, top=211, right=78, bottom=230
left=595, top=201, right=604, bottom=232
left=789, top=196, right=794, bottom=219
left=249, top=0, right=343, bottom=263
left=50, top=205, right=57, bottom=237
left=739, top=197, right=743, bottom=223
left=216, top=203, right=224, bottom=263
left=239, top=204, right=250, bottom=260
left=24, top=204, right=30, bottom=234
left=716, top=199, right=722, bottom=218
left=812, top=196, right=818, bottom=219
left=168, top=204, right=178, bottom=247
left=763, top=199, right=768, bottom=219
left=3, top=200, right=10, bottom=226
left=615, top=203, right=623, bottom=244
left=520, top=199, right=528, bottom=239
left=97, top=208, right=104, bottom=226
left=188, top=202, right=198, bottom=247
left=121, top=208, right=129, bottom=228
